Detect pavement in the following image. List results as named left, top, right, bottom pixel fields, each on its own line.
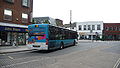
left=0, top=45, right=30, bottom=54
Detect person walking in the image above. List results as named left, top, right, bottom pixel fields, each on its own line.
left=12, top=39, right=17, bottom=47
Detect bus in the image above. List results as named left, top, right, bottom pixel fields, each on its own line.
left=27, top=24, right=78, bottom=50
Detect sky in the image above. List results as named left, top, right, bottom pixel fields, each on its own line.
left=33, top=0, right=120, bottom=24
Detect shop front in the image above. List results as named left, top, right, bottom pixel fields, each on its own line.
left=0, top=25, right=28, bottom=46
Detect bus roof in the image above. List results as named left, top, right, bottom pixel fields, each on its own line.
left=29, top=24, right=49, bottom=26
left=28, top=24, right=77, bottom=32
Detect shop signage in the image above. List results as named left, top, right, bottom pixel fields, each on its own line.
left=79, top=32, right=85, bottom=35
left=0, top=26, right=28, bottom=32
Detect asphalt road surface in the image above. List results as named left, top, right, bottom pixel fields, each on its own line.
left=0, top=41, right=120, bottom=68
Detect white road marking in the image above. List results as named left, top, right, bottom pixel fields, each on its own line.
left=0, top=54, right=6, bottom=55
left=8, top=56, right=14, bottom=60
left=113, top=58, right=120, bottom=68
left=1, top=58, right=43, bottom=68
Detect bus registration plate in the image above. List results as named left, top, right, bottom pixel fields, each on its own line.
left=33, top=45, right=40, bottom=47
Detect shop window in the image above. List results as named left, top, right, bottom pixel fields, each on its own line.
left=5, top=0, right=14, bottom=3
left=97, top=25, right=101, bottom=30
left=4, top=9, right=12, bottom=21
left=22, top=0, right=30, bottom=7
left=0, top=31, right=7, bottom=45
left=22, top=13, right=28, bottom=23
left=18, top=33, right=26, bottom=45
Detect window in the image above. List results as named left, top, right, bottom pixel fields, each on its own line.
left=88, top=25, right=91, bottom=30
left=22, top=0, right=30, bottom=7
left=78, top=25, right=82, bottom=30
left=97, top=25, right=101, bottom=30
left=5, top=0, right=14, bottom=3
left=72, top=27, right=74, bottom=29
left=109, top=27, right=113, bottom=31
left=92, top=25, right=95, bottom=30
left=22, top=13, right=28, bottom=23
left=115, top=27, right=118, bottom=31
left=105, top=27, right=109, bottom=31
left=4, top=9, right=12, bottom=21
left=84, top=25, right=86, bottom=30
left=118, top=27, right=120, bottom=31
left=114, top=26, right=119, bottom=31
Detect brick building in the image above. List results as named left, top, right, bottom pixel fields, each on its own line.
left=0, top=0, right=33, bottom=46
left=103, top=23, right=120, bottom=40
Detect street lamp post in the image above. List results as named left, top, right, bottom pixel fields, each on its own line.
left=70, top=10, right=72, bottom=29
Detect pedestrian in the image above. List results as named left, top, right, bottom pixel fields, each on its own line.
left=13, top=40, right=17, bottom=47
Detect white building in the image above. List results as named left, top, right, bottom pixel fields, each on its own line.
left=76, top=21, right=104, bottom=40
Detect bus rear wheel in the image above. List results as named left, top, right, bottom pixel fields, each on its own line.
left=73, top=40, right=76, bottom=46
left=60, top=42, right=64, bottom=49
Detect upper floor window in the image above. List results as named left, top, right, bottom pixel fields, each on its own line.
left=72, top=27, right=74, bottom=29
left=84, top=25, right=86, bottom=30
left=92, top=25, right=95, bottom=30
left=5, top=0, right=14, bottom=3
left=119, top=27, right=120, bottom=31
left=88, top=25, right=91, bottom=30
left=97, top=25, right=101, bottom=30
left=109, top=27, right=113, bottom=31
left=22, top=0, right=30, bottom=7
left=117, top=26, right=120, bottom=31
left=4, top=9, right=12, bottom=21
left=78, top=25, right=82, bottom=30
left=105, top=27, right=109, bottom=31
left=22, top=13, right=28, bottom=23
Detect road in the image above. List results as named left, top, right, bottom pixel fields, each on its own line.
left=0, top=41, right=120, bottom=68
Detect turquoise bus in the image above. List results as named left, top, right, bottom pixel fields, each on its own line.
left=27, top=24, right=78, bottom=50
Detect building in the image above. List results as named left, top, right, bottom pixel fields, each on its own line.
left=103, top=23, right=120, bottom=40
left=33, top=17, right=57, bottom=26
left=55, top=19, right=63, bottom=27
left=0, top=0, right=33, bottom=46
left=76, top=21, right=103, bottom=40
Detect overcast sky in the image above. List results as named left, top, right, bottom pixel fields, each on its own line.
left=33, top=0, right=120, bottom=24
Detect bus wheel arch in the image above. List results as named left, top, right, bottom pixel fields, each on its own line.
left=60, top=42, right=64, bottom=49
left=73, top=40, right=76, bottom=46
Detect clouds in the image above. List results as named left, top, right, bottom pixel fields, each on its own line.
left=33, top=0, right=120, bottom=24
